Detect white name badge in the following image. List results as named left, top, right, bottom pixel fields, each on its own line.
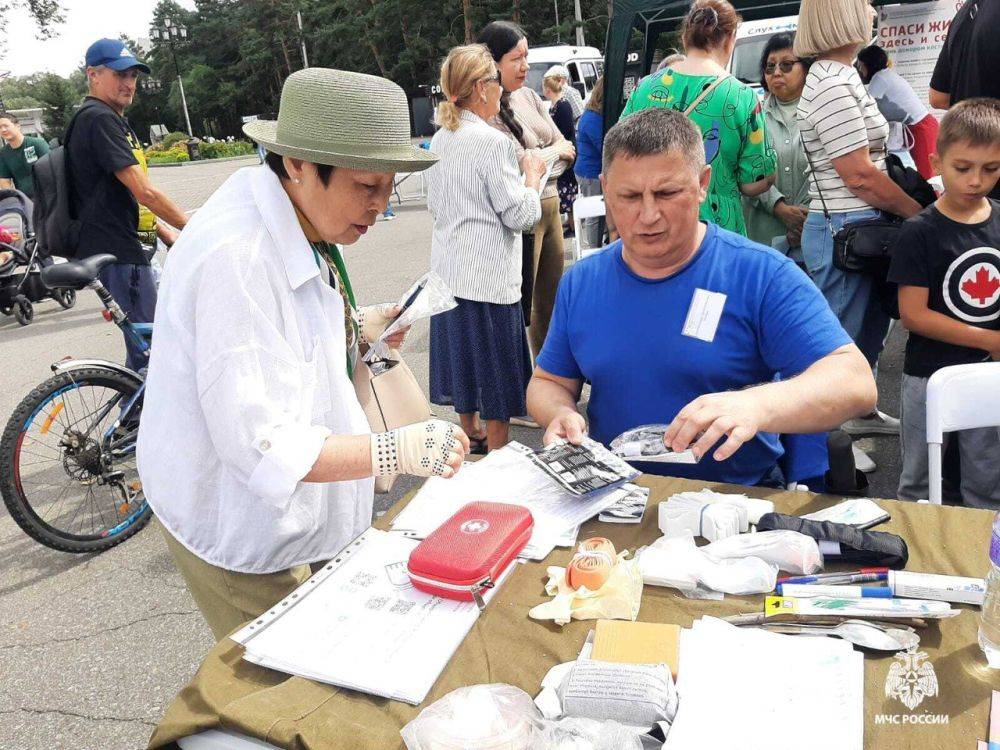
left=682, top=288, right=727, bottom=342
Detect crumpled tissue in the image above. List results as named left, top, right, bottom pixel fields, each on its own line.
left=528, top=551, right=643, bottom=626
left=636, top=533, right=777, bottom=599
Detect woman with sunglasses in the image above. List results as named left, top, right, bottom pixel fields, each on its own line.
left=478, top=21, right=576, bottom=361
left=426, top=44, right=546, bottom=452
left=743, top=33, right=812, bottom=263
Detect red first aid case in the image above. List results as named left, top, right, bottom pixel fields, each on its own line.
left=407, top=501, right=533, bottom=608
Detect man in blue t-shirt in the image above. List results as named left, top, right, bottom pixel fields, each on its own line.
left=528, top=108, right=877, bottom=487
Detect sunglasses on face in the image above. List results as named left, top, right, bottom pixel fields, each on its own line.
left=483, top=71, right=501, bottom=85
left=764, top=60, right=800, bottom=75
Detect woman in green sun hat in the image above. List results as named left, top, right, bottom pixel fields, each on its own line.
left=137, top=68, right=471, bottom=642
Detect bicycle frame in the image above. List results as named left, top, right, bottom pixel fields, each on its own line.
left=48, top=277, right=152, bottom=452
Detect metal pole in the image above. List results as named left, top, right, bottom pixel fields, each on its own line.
left=554, top=0, right=561, bottom=42
left=574, top=0, right=586, bottom=46
left=297, top=11, right=309, bottom=68
left=171, top=42, right=193, bottom=137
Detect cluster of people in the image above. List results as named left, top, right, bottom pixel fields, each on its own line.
left=40, top=0, right=996, bottom=639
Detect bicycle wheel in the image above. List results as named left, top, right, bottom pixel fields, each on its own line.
left=0, top=367, right=151, bottom=553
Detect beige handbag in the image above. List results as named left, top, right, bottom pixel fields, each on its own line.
left=353, top=351, right=431, bottom=493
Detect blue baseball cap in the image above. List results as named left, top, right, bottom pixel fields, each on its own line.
left=85, top=38, right=151, bottom=73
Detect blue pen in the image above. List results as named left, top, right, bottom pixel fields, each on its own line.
left=777, top=583, right=893, bottom=598
left=778, top=572, right=888, bottom=586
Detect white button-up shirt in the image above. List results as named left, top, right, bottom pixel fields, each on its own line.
left=137, top=166, right=374, bottom=574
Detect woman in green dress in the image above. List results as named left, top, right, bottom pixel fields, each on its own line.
left=621, top=0, right=776, bottom=236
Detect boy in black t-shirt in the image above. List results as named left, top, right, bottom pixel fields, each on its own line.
left=889, top=98, right=1000, bottom=508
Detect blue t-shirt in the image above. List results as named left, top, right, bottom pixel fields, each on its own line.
left=536, top=223, right=852, bottom=485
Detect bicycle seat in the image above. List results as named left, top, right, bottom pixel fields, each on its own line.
left=40, top=254, right=117, bottom=290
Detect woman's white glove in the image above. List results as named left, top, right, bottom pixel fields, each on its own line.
left=371, top=420, right=470, bottom=478
left=358, top=303, right=399, bottom=345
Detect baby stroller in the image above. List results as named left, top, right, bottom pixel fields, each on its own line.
left=0, top=189, right=75, bottom=326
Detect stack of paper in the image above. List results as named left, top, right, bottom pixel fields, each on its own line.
left=390, top=442, right=632, bottom=559
left=658, top=488, right=775, bottom=541
left=232, top=529, right=513, bottom=705
left=665, top=617, right=864, bottom=750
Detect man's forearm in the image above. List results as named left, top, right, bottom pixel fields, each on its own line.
left=527, top=376, right=580, bottom=428
left=751, top=347, right=876, bottom=434
left=144, top=189, right=188, bottom=230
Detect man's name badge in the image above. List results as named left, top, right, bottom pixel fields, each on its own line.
left=682, top=288, right=727, bottom=343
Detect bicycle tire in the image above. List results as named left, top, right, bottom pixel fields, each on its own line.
left=0, top=367, right=152, bottom=553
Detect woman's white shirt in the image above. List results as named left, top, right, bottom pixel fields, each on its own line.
left=427, top=110, right=542, bottom=304
left=137, top=166, right=374, bottom=574
left=798, top=60, right=890, bottom=213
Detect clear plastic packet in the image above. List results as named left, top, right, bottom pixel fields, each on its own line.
left=365, top=271, right=457, bottom=363
left=400, top=683, right=656, bottom=750
left=702, top=530, right=824, bottom=575
left=609, top=424, right=698, bottom=464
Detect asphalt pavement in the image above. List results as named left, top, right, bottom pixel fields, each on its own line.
left=0, top=155, right=905, bottom=748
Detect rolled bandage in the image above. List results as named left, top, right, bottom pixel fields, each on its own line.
left=566, top=537, right=617, bottom=591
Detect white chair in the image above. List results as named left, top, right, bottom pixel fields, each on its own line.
left=572, top=194, right=607, bottom=261
left=925, top=362, right=1000, bottom=504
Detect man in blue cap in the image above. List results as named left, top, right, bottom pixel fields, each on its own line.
left=68, top=38, right=188, bottom=370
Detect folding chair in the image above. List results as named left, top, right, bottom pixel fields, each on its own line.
left=572, top=194, right=607, bottom=261
left=925, top=362, right=1000, bottom=504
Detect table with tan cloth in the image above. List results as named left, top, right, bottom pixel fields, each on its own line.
left=149, top=476, right=1000, bottom=750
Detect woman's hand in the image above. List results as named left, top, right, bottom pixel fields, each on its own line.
left=558, top=140, right=576, bottom=162
left=774, top=200, right=808, bottom=233
left=359, top=303, right=409, bottom=348
left=523, top=151, right=547, bottom=190
left=371, top=420, right=471, bottom=479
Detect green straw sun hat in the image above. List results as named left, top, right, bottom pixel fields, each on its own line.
left=243, top=68, right=438, bottom=173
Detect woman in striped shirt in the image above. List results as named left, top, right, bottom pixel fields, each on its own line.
left=426, top=44, right=546, bottom=452
left=795, top=0, right=921, bottom=380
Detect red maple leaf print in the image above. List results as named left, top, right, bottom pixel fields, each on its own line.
left=961, top=265, right=1000, bottom=305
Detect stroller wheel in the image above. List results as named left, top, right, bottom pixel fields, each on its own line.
left=54, top=288, right=76, bottom=309
left=0, top=305, right=10, bottom=316
left=13, top=298, right=33, bottom=326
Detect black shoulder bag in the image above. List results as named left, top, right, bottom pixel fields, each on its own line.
left=802, top=144, right=935, bottom=319
left=801, top=140, right=903, bottom=274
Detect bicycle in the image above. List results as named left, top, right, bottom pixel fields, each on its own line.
left=0, top=254, right=153, bottom=552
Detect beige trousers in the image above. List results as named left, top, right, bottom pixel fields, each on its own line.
left=160, top=523, right=311, bottom=641
left=529, top=195, right=566, bottom=356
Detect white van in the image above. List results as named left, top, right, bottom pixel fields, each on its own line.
left=526, top=45, right=604, bottom=99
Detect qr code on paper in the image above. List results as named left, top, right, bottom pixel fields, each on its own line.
left=350, top=572, right=376, bottom=587
left=365, top=596, right=389, bottom=611
left=390, top=600, right=415, bottom=615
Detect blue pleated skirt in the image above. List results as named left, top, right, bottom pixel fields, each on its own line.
left=429, top=297, right=533, bottom=421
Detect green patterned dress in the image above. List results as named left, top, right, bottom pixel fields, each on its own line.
left=621, top=69, right=776, bottom=236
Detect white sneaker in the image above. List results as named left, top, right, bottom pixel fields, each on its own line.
left=852, top=444, right=877, bottom=474
left=843, top=409, right=900, bottom=436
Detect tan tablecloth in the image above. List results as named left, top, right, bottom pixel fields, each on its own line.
left=148, top=477, right=1000, bottom=749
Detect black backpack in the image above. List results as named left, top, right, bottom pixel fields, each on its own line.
left=31, top=113, right=82, bottom=259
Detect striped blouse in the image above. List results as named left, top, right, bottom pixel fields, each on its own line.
left=798, top=60, right=889, bottom=213
left=427, top=110, right=542, bottom=305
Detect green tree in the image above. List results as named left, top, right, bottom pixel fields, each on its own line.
left=34, top=72, right=79, bottom=140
